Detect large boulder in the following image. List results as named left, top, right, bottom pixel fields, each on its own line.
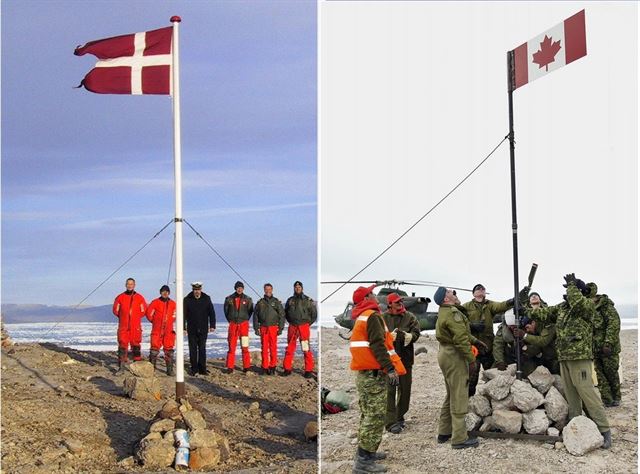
left=128, top=361, right=156, bottom=378
left=465, top=412, right=482, bottom=432
left=189, top=447, right=221, bottom=471
left=552, top=374, right=565, bottom=397
left=544, top=386, right=569, bottom=424
left=123, top=376, right=161, bottom=401
left=190, top=429, right=218, bottom=449
left=528, top=366, right=555, bottom=394
left=562, top=416, right=604, bottom=456
left=491, top=393, right=516, bottom=412
left=485, top=374, right=515, bottom=401
left=492, top=410, right=522, bottom=434
left=183, top=410, right=207, bottom=431
left=468, top=394, right=492, bottom=417
left=511, top=379, right=544, bottom=412
left=479, top=416, right=494, bottom=432
left=522, top=409, right=550, bottom=435
left=158, top=400, right=181, bottom=420
left=149, top=419, right=175, bottom=433
left=482, top=364, right=517, bottom=381
left=136, top=438, right=175, bottom=469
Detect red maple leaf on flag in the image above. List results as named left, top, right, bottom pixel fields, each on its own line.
left=532, top=35, right=562, bottom=71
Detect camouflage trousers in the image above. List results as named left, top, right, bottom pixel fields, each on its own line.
left=560, top=359, right=609, bottom=432
left=356, top=370, right=387, bottom=452
left=594, top=353, right=621, bottom=404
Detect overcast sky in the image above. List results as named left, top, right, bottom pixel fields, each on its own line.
left=320, top=2, right=637, bottom=322
left=2, top=0, right=317, bottom=306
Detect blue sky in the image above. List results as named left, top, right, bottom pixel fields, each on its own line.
left=2, top=0, right=317, bottom=306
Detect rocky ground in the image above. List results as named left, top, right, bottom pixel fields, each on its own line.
left=1, top=340, right=317, bottom=473
left=320, top=328, right=638, bottom=474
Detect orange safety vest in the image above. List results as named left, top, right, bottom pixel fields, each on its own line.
left=350, top=310, right=406, bottom=375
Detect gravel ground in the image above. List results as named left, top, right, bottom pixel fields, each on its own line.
left=1, top=341, right=318, bottom=473
left=320, top=328, right=637, bottom=474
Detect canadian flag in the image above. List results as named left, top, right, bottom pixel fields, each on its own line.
left=75, top=26, right=172, bottom=95
left=511, top=10, right=586, bottom=90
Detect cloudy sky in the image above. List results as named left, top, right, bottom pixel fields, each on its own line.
left=2, top=0, right=317, bottom=306
left=320, top=2, right=637, bottom=322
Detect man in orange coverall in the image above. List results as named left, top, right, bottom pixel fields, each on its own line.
left=223, top=281, right=254, bottom=373
left=112, top=277, right=147, bottom=372
left=146, top=285, right=177, bottom=376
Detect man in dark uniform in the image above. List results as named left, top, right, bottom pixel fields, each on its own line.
left=283, top=281, right=317, bottom=378
left=253, top=283, right=285, bottom=375
left=183, top=282, right=216, bottom=376
left=435, top=286, right=484, bottom=449
left=382, top=293, right=420, bottom=434
left=223, top=281, right=254, bottom=373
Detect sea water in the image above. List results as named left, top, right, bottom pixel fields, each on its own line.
left=4, top=322, right=318, bottom=358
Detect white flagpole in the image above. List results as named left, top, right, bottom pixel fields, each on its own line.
left=170, top=15, right=186, bottom=399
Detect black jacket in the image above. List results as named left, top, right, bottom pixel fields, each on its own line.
left=285, top=293, right=317, bottom=325
left=223, top=292, right=254, bottom=323
left=183, top=291, right=216, bottom=332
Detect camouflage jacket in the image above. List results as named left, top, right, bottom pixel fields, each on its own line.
left=436, top=304, right=479, bottom=363
left=549, top=283, right=597, bottom=361
left=493, top=323, right=546, bottom=364
left=593, top=295, right=621, bottom=354
left=522, top=323, right=558, bottom=365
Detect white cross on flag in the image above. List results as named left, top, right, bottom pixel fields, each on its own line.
left=511, top=10, right=586, bottom=90
left=75, top=26, right=172, bottom=95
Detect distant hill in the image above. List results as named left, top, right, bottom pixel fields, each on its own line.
left=1, top=303, right=225, bottom=323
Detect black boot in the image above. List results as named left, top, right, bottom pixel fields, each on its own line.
left=149, top=349, right=159, bottom=370
left=601, top=430, right=612, bottom=449
left=353, top=447, right=387, bottom=473
left=132, top=345, right=142, bottom=361
left=116, top=347, right=127, bottom=373
left=165, top=350, right=175, bottom=376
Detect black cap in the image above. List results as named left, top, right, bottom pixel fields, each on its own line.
left=294, top=280, right=303, bottom=288
left=159, top=285, right=170, bottom=293
left=234, top=281, right=244, bottom=289
left=472, top=284, right=485, bottom=293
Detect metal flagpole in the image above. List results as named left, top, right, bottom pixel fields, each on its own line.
left=507, top=50, right=523, bottom=381
left=170, top=15, right=186, bottom=399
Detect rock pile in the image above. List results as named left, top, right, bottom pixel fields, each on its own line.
left=123, top=361, right=162, bottom=401
left=136, top=398, right=232, bottom=471
left=466, top=364, right=601, bottom=454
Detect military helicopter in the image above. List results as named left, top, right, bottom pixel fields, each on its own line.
left=322, top=279, right=473, bottom=337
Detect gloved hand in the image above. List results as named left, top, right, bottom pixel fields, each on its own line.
left=512, top=328, right=526, bottom=339
left=495, top=361, right=507, bottom=371
left=519, top=286, right=530, bottom=300
left=475, top=340, right=488, bottom=353
left=563, top=273, right=577, bottom=287
left=387, top=369, right=400, bottom=386
left=255, top=329, right=260, bottom=336
left=506, top=298, right=515, bottom=306
left=601, top=345, right=612, bottom=356
left=470, top=321, right=485, bottom=333
left=402, top=332, right=413, bottom=347
left=468, top=361, right=477, bottom=378
left=391, top=329, right=398, bottom=342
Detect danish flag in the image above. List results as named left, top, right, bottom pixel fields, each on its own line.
left=75, top=26, right=172, bottom=95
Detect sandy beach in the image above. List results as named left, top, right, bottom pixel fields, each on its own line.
left=1, top=340, right=317, bottom=473
left=320, top=328, right=637, bottom=474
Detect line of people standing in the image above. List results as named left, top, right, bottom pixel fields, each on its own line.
left=112, top=278, right=317, bottom=377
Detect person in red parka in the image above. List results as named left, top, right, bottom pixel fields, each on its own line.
left=112, top=278, right=147, bottom=372
left=146, top=285, right=177, bottom=376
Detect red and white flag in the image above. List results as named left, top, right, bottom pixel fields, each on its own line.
left=511, top=10, right=586, bottom=90
left=75, top=26, right=172, bottom=95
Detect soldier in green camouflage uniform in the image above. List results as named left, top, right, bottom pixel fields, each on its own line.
left=434, top=287, right=485, bottom=449
left=350, top=286, right=400, bottom=473
left=588, top=282, right=622, bottom=407
left=515, top=292, right=559, bottom=374
left=492, top=320, right=539, bottom=376
left=550, top=275, right=611, bottom=448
